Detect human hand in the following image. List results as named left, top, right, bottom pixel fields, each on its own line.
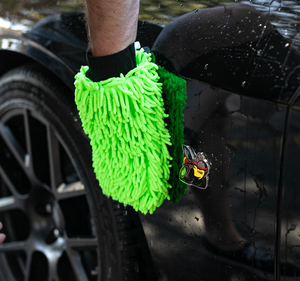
left=0, top=222, right=6, bottom=245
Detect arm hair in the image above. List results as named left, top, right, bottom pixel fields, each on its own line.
left=85, top=0, right=139, bottom=56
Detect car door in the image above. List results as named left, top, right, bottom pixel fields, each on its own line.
left=140, top=78, right=289, bottom=280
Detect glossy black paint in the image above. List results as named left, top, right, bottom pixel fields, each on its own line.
left=280, top=93, right=300, bottom=280
left=1, top=2, right=300, bottom=281
left=0, top=29, right=75, bottom=91
left=140, top=79, right=289, bottom=280
left=146, top=6, right=300, bottom=278
left=152, top=5, right=300, bottom=104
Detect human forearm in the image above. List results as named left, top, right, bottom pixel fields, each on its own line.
left=85, top=0, right=139, bottom=57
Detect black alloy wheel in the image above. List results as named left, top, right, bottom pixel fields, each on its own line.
left=0, top=64, right=156, bottom=281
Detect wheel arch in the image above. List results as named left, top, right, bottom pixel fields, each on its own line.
left=0, top=36, right=76, bottom=95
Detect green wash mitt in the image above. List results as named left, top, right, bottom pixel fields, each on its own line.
left=74, top=49, right=187, bottom=214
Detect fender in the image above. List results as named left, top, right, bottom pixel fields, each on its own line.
left=152, top=4, right=300, bottom=102
left=0, top=30, right=76, bottom=92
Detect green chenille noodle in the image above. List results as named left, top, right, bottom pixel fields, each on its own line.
left=74, top=49, right=187, bottom=214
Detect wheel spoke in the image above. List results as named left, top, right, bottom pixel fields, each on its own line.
left=24, top=251, right=32, bottom=281
left=0, top=123, right=27, bottom=169
left=66, top=238, right=98, bottom=281
left=47, top=125, right=63, bottom=192
left=48, top=270, right=60, bottom=281
left=17, top=253, right=27, bottom=278
left=0, top=165, right=19, bottom=196
left=56, top=181, right=85, bottom=200
left=0, top=241, right=27, bottom=252
left=48, top=254, right=60, bottom=281
left=23, top=110, right=33, bottom=170
left=0, top=196, right=18, bottom=212
left=65, top=250, right=89, bottom=281
left=66, top=237, right=98, bottom=251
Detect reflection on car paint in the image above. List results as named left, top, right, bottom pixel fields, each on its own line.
left=1, top=0, right=300, bottom=280
left=141, top=79, right=289, bottom=280
left=0, top=38, right=27, bottom=50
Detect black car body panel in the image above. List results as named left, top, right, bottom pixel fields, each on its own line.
left=141, top=80, right=289, bottom=280
left=1, top=1, right=300, bottom=281
left=0, top=28, right=75, bottom=91
left=281, top=92, right=300, bottom=280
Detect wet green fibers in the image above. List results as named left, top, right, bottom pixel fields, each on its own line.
left=157, top=66, right=187, bottom=202
left=74, top=49, right=187, bottom=214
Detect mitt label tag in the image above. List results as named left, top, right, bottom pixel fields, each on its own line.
left=179, top=145, right=211, bottom=189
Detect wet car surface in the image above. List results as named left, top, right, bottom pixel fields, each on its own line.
left=0, top=1, right=300, bottom=281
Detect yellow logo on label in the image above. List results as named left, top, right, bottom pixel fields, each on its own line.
left=193, top=165, right=205, bottom=180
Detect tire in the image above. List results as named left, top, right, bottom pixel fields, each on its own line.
left=0, top=64, right=156, bottom=281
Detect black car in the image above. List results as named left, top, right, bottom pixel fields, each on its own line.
left=0, top=0, right=300, bottom=280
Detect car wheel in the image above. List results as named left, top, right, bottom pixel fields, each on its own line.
left=0, top=64, right=155, bottom=281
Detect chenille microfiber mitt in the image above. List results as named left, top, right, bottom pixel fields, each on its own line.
left=74, top=49, right=187, bottom=214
